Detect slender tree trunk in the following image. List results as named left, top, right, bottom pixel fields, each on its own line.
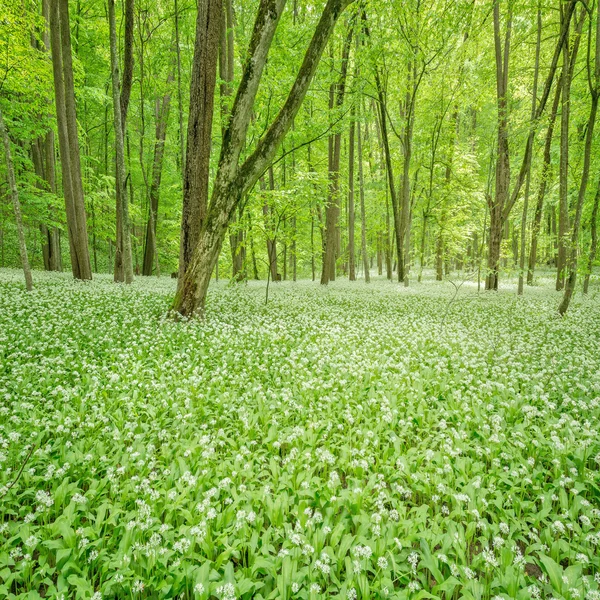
left=262, top=168, right=279, bottom=281
left=518, top=7, right=541, bottom=295
left=174, top=0, right=186, bottom=181
left=321, top=24, right=353, bottom=284
left=348, top=113, right=356, bottom=281
left=0, top=109, right=33, bottom=291
left=108, top=0, right=133, bottom=283
left=559, top=2, right=599, bottom=314
left=142, top=82, right=172, bottom=276
left=528, top=73, right=561, bottom=284
left=557, top=16, right=571, bottom=290
left=583, top=178, right=600, bottom=294
left=357, top=110, right=369, bottom=283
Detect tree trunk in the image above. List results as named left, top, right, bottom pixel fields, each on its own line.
left=558, top=1, right=599, bottom=314
left=178, top=0, right=222, bottom=283
left=142, top=83, right=172, bottom=276
left=518, top=7, right=541, bottom=295
left=348, top=113, right=356, bottom=281
left=108, top=0, right=134, bottom=284
left=583, top=177, right=600, bottom=294
left=321, top=23, right=353, bottom=284
left=173, top=0, right=355, bottom=316
left=528, top=72, right=562, bottom=284
left=357, top=110, right=369, bottom=282
left=487, top=1, right=511, bottom=291
left=0, top=109, right=33, bottom=291
left=49, top=0, right=92, bottom=280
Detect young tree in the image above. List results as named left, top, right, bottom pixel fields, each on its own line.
left=558, top=0, right=600, bottom=314
left=0, top=109, right=33, bottom=291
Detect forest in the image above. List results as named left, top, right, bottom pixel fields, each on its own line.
left=1, top=0, right=600, bottom=598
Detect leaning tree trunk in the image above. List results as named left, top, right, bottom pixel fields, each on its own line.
left=0, top=109, right=33, bottom=291
left=174, top=0, right=355, bottom=316
left=108, top=0, right=133, bottom=283
left=559, top=1, right=599, bottom=314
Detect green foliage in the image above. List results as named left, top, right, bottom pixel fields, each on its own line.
left=0, top=271, right=599, bottom=598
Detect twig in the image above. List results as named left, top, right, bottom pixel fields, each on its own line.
left=0, top=442, right=37, bottom=500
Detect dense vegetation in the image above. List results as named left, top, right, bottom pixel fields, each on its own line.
left=2, top=0, right=600, bottom=598
left=1, top=0, right=599, bottom=314
left=1, top=272, right=599, bottom=598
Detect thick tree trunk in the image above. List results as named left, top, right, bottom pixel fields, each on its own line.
left=108, top=0, right=134, bottom=284
left=49, top=0, right=92, bottom=280
left=0, top=109, right=33, bottom=291
left=178, top=0, right=222, bottom=283
left=528, top=73, right=561, bottom=284
left=173, top=0, right=355, bottom=316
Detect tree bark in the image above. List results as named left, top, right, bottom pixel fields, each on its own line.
left=487, top=1, right=511, bottom=291
left=49, top=0, right=92, bottom=280
left=558, top=0, right=599, bottom=314
left=108, top=0, right=134, bottom=284
left=357, top=107, right=369, bottom=283
left=518, top=6, right=541, bottom=295
left=321, top=22, right=353, bottom=284
left=173, top=0, right=355, bottom=316
left=528, top=72, right=562, bottom=285
left=142, top=80, right=172, bottom=276
left=0, top=109, right=33, bottom=291
left=583, top=177, right=600, bottom=294
left=348, top=112, right=356, bottom=281
left=178, top=0, right=222, bottom=283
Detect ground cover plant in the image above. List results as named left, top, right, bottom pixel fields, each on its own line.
left=0, top=270, right=599, bottom=599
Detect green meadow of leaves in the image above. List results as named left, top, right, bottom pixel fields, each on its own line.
left=0, top=272, right=599, bottom=599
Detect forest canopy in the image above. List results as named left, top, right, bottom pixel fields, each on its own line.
left=0, top=0, right=599, bottom=315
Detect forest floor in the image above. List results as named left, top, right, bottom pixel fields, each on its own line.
left=1, top=269, right=600, bottom=600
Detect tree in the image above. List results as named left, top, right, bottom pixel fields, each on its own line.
left=173, top=0, right=356, bottom=316
left=558, top=0, right=600, bottom=315
left=178, top=0, right=222, bottom=284
left=49, top=0, right=92, bottom=280
left=0, top=109, right=33, bottom=291
left=108, top=0, right=134, bottom=284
